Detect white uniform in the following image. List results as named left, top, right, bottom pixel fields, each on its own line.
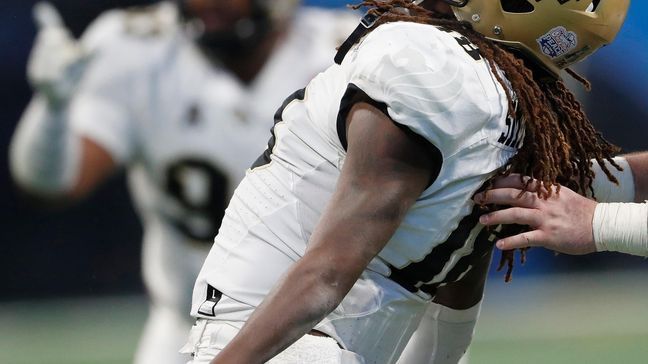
left=190, top=21, right=523, bottom=363
left=22, top=3, right=357, bottom=363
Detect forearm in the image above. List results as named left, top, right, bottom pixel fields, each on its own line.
left=593, top=202, right=648, bottom=257
left=591, top=152, right=648, bottom=203
left=212, top=100, right=434, bottom=363
left=214, top=190, right=405, bottom=363
left=214, top=177, right=415, bottom=363
left=624, top=152, right=648, bottom=202
left=10, top=95, right=80, bottom=196
left=212, top=257, right=350, bottom=364
left=596, top=152, right=648, bottom=256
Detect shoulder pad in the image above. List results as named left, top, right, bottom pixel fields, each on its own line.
left=121, top=2, right=179, bottom=38
left=81, top=2, right=179, bottom=50
left=347, top=22, right=499, bottom=155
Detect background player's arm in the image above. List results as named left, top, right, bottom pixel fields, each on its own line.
left=71, top=137, right=117, bottom=199
left=211, top=102, right=437, bottom=364
left=10, top=3, right=120, bottom=201
left=11, top=98, right=117, bottom=200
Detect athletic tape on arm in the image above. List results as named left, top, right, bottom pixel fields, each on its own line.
left=9, top=96, right=80, bottom=194
left=593, top=202, right=648, bottom=257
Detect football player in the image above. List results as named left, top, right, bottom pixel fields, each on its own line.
left=9, top=1, right=357, bottom=363
left=182, top=0, right=630, bottom=363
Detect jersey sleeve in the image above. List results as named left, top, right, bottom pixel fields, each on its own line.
left=69, top=58, right=136, bottom=164
left=67, top=11, right=146, bottom=165
left=346, top=23, right=502, bottom=158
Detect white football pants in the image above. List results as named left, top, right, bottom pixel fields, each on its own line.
left=181, top=319, right=365, bottom=364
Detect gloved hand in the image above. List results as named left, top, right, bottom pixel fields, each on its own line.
left=27, top=2, right=90, bottom=108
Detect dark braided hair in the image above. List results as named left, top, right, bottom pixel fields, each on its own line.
left=353, top=0, right=622, bottom=280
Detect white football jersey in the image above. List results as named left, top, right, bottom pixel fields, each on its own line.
left=67, top=1, right=358, bottom=313
left=191, top=21, right=523, bottom=363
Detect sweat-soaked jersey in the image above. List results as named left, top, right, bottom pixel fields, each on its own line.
left=191, top=21, right=523, bottom=363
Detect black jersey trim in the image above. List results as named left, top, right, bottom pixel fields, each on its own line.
left=388, top=204, right=487, bottom=296
left=251, top=88, right=306, bottom=169
left=336, top=83, right=388, bottom=151
left=336, top=83, right=443, bottom=188
left=388, top=204, right=525, bottom=297
left=334, top=10, right=384, bottom=65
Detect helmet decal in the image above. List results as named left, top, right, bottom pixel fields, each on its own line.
left=537, top=26, right=578, bottom=59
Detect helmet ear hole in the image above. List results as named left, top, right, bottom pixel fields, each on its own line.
left=500, top=0, right=534, bottom=13
left=587, top=0, right=601, bottom=13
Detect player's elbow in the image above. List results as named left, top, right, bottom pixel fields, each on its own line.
left=9, top=157, right=84, bottom=207
left=301, top=249, right=367, bottom=304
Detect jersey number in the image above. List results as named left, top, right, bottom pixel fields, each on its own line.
left=388, top=204, right=523, bottom=297
left=498, top=98, right=523, bottom=148
left=438, top=27, right=482, bottom=61
left=166, top=159, right=229, bottom=243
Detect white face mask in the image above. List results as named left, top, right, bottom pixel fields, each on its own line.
left=587, top=3, right=595, bottom=13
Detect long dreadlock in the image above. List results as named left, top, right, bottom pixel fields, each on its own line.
left=352, top=0, right=622, bottom=280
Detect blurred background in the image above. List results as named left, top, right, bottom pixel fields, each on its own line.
left=1, top=1, right=646, bottom=363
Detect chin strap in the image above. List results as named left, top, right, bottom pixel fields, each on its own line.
left=334, top=8, right=386, bottom=65
left=334, top=0, right=468, bottom=65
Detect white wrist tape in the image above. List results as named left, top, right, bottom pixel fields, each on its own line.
left=593, top=202, right=648, bottom=257
left=590, top=157, right=635, bottom=202
left=9, top=96, right=80, bottom=194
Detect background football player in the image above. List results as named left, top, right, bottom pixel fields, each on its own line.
left=9, top=1, right=356, bottom=363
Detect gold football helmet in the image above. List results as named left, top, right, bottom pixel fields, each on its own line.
left=446, top=0, right=630, bottom=76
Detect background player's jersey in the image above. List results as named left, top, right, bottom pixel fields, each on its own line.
left=68, top=2, right=357, bottom=312
left=192, top=21, right=522, bottom=363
